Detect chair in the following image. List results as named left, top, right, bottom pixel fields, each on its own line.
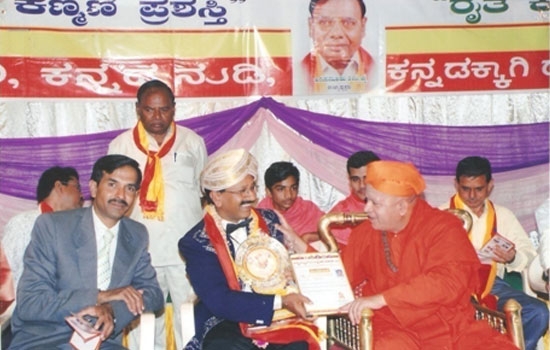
left=178, top=300, right=361, bottom=350
left=138, top=312, right=156, bottom=350
left=180, top=301, right=195, bottom=346
left=317, top=211, right=526, bottom=350
left=472, top=298, right=525, bottom=350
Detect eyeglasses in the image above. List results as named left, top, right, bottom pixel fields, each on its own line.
left=223, top=184, right=258, bottom=197
left=312, top=16, right=360, bottom=31
left=62, top=181, right=82, bottom=192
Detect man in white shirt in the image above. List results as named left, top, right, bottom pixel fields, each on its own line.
left=108, top=79, right=207, bottom=349
left=441, top=156, right=548, bottom=350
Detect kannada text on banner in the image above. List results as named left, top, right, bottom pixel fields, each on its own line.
left=0, top=0, right=548, bottom=98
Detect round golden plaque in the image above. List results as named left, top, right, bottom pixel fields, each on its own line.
left=235, top=234, right=291, bottom=294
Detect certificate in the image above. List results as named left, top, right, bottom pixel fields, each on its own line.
left=290, top=252, right=355, bottom=315
left=65, top=314, right=102, bottom=350
left=478, top=233, right=515, bottom=263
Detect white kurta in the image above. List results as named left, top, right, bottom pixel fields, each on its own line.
left=2, top=208, right=40, bottom=291
left=108, top=125, right=207, bottom=267
left=441, top=199, right=537, bottom=278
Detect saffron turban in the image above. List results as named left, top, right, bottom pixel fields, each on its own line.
left=366, top=160, right=426, bottom=196
left=200, top=148, right=258, bottom=192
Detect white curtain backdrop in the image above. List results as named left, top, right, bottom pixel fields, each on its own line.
left=1, top=92, right=548, bottom=233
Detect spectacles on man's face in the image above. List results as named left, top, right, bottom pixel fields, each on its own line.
left=312, top=16, right=360, bottom=31
left=62, top=181, right=82, bottom=193
left=223, top=183, right=258, bottom=197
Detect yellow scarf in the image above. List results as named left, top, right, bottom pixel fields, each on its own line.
left=133, top=121, right=176, bottom=221
left=452, top=195, right=498, bottom=299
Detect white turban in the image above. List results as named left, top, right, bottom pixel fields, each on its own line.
left=200, top=149, right=258, bottom=193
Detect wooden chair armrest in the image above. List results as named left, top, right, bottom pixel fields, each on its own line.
left=326, top=308, right=373, bottom=350
left=472, top=298, right=525, bottom=350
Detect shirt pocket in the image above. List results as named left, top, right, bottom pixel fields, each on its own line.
left=164, top=152, right=198, bottom=187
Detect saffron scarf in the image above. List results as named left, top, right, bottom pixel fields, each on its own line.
left=132, top=121, right=176, bottom=221
left=451, top=195, right=498, bottom=306
left=203, top=206, right=320, bottom=350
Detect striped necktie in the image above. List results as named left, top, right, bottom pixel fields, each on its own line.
left=97, top=230, right=114, bottom=290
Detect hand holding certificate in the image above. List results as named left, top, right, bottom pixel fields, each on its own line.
left=478, top=233, right=515, bottom=264
left=290, top=252, right=355, bottom=315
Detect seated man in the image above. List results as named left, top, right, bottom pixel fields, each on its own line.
left=257, top=161, right=325, bottom=243
left=9, top=155, right=164, bottom=349
left=339, top=160, right=517, bottom=349
left=440, top=156, right=549, bottom=350
left=329, top=150, right=379, bottom=248
left=179, top=149, right=319, bottom=350
left=2, top=166, right=83, bottom=291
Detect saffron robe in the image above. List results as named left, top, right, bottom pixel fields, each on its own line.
left=342, top=199, right=517, bottom=349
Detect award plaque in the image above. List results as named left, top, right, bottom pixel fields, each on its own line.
left=235, top=234, right=294, bottom=295
left=235, top=233, right=354, bottom=320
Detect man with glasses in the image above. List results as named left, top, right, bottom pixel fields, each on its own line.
left=179, top=149, right=319, bottom=350
left=301, top=0, right=374, bottom=93
left=2, top=166, right=84, bottom=292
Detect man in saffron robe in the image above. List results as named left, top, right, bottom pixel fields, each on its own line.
left=329, top=150, right=379, bottom=248
left=339, top=160, right=517, bottom=349
left=2, top=166, right=83, bottom=291
left=108, top=79, right=207, bottom=349
left=179, top=149, right=320, bottom=350
left=301, top=0, right=375, bottom=94
left=440, top=156, right=548, bottom=350
left=257, top=161, right=325, bottom=244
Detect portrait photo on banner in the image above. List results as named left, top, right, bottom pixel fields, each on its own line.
left=293, top=0, right=382, bottom=96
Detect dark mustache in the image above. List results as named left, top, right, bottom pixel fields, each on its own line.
left=240, top=200, right=256, bottom=206
left=108, top=198, right=128, bottom=206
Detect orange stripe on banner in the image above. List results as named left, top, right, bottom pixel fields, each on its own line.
left=386, top=23, right=549, bottom=54
left=0, top=28, right=291, bottom=58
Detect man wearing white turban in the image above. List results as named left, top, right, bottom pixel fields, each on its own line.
left=179, top=149, right=321, bottom=350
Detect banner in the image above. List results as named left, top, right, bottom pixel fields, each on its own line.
left=0, top=0, right=548, bottom=98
